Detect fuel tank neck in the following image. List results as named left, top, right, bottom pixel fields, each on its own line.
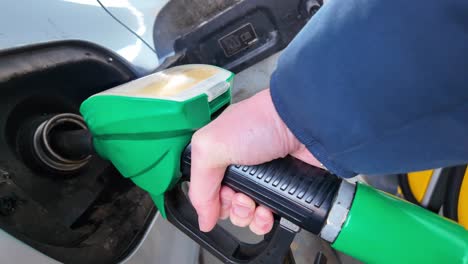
left=18, top=113, right=94, bottom=174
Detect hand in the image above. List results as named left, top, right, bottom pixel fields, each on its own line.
left=189, top=89, right=321, bottom=235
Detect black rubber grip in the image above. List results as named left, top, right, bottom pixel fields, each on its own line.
left=181, top=145, right=341, bottom=234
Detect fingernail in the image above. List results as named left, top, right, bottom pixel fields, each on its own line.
left=198, top=217, right=210, bottom=232
left=233, top=205, right=251, bottom=218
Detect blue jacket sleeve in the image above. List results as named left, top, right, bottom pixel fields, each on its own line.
left=270, top=0, right=468, bottom=177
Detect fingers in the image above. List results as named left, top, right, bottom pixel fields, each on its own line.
left=250, top=205, right=274, bottom=235
left=220, top=186, right=235, bottom=220
left=221, top=190, right=274, bottom=235
left=230, top=193, right=255, bottom=227
left=189, top=89, right=319, bottom=235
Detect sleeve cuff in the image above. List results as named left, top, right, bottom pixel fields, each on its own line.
left=269, top=75, right=357, bottom=178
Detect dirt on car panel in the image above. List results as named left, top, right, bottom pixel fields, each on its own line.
left=170, top=0, right=241, bottom=29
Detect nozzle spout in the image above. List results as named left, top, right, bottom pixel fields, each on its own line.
left=19, top=113, right=95, bottom=174
left=50, top=128, right=94, bottom=160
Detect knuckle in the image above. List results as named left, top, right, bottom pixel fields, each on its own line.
left=256, top=207, right=272, bottom=218
left=234, top=193, right=255, bottom=208
left=220, top=186, right=234, bottom=198
left=191, top=130, right=213, bottom=152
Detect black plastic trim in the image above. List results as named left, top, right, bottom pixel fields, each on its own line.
left=154, top=0, right=321, bottom=72
left=443, top=166, right=467, bottom=221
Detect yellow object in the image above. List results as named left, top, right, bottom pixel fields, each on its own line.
left=457, top=168, right=468, bottom=229
left=407, top=170, right=433, bottom=202
left=404, top=167, right=468, bottom=229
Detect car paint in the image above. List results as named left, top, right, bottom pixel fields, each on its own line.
left=0, top=0, right=160, bottom=76
left=0, top=229, right=61, bottom=264
left=99, top=0, right=169, bottom=53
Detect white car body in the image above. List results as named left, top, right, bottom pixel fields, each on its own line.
left=0, top=1, right=198, bottom=263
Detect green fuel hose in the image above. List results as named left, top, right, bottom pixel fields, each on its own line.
left=332, top=183, right=468, bottom=264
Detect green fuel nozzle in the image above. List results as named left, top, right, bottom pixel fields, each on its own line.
left=28, top=64, right=468, bottom=264
left=79, top=64, right=234, bottom=216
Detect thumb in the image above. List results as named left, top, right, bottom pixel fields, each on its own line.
left=188, top=130, right=228, bottom=232
left=290, top=144, right=323, bottom=168
left=188, top=166, right=224, bottom=232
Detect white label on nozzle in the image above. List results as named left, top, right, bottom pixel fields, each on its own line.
left=176, top=78, right=230, bottom=102
left=92, top=64, right=232, bottom=102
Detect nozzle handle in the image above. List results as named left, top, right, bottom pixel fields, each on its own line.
left=181, top=145, right=341, bottom=234
left=165, top=183, right=298, bottom=264
left=165, top=145, right=341, bottom=263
